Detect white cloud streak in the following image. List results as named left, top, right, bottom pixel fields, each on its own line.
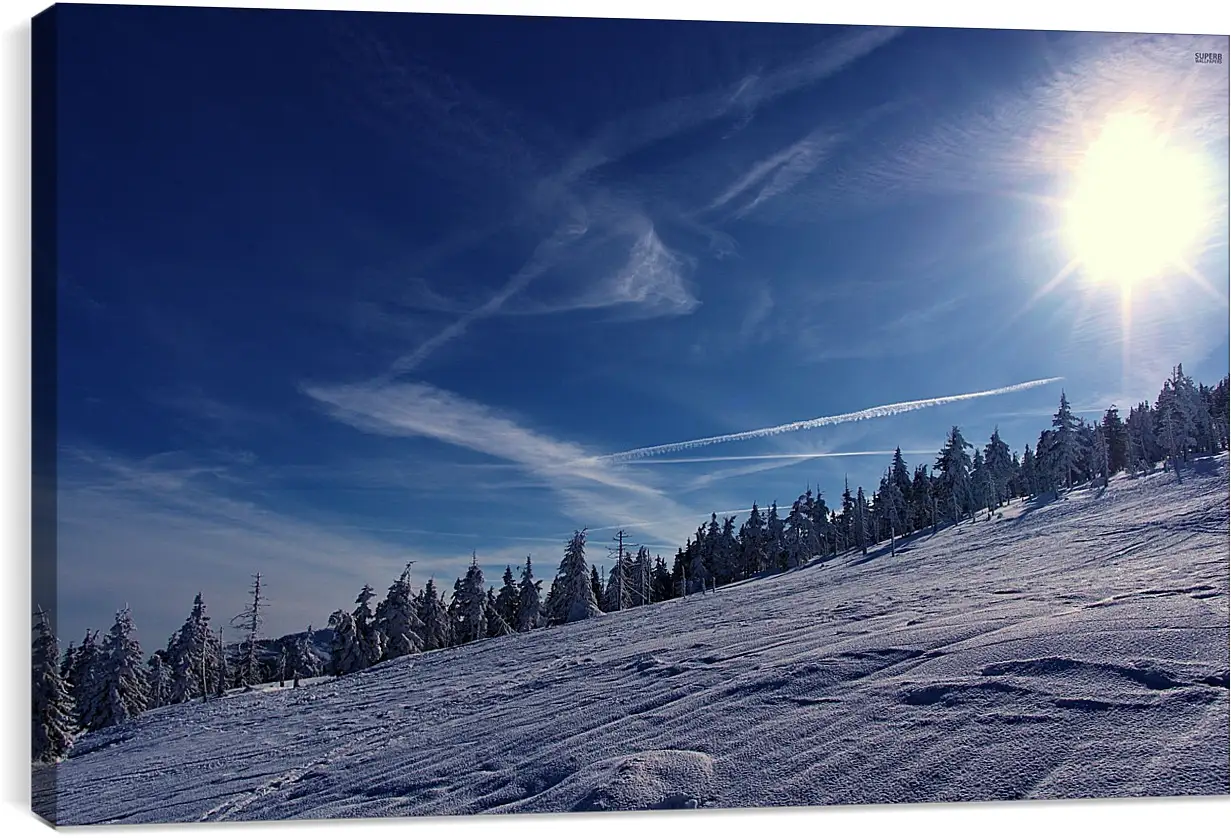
left=589, top=378, right=1063, bottom=463
left=301, top=380, right=695, bottom=544
left=629, top=450, right=937, bottom=464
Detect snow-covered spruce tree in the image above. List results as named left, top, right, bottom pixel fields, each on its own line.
left=652, top=555, right=674, bottom=602
left=289, top=625, right=320, bottom=687
left=547, top=529, right=603, bottom=624
left=935, top=426, right=974, bottom=523
left=1050, top=391, right=1080, bottom=489
left=854, top=487, right=870, bottom=555
left=495, top=565, right=519, bottom=628
left=67, top=629, right=100, bottom=727
left=352, top=583, right=385, bottom=667
left=418, top=579, right=452, bottom=651
left=715, top=515, right=739, bottom=584
left=890, top=448, right=913, bottom=532
left=983, top=427, right=1014, bottom=508
left=783, top=497, right=809, bottom=568
left=688, top=524, right=712, bottom=592
left=60, top=641, right=77, bottom=686
left=515, top=557, right=543, bottom=632
left=451, top=556, right=488, bottom=645
left=275, top=644, right=289, bottom=687
left=32, top=607, right=76, bottom=763
left=589, top=565, right=604, bottom=608
left=167, top=594, right=216, bottom=703
left=764, top=502, right=784, bottom=570
left=81, top=607, right=149, bottom=732
left=146, top=653, right=173, bottom=709
left=1092, top=420, right=1111, bottom=488
left=1101, top=406, right=1129, bottom=475
left=738, top=502, right=766, bottom=577
left=878, top=469, right=906, bottom=555
left=1020, top=445, right=1038, bottom=496
left=484, top=589, right=515, bottom=638
left=375, top=564, right=424, bottom=661
left=327, top=609, right=365, bottom=676
left=909, top=465, right=932, bottom=533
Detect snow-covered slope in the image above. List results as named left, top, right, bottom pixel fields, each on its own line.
left=44, top=458, right=1230, bottom=824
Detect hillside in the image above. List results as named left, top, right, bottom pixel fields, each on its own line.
left=43, top=457, right=1230, bottom=824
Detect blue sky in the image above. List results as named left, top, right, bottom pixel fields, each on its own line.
left=52, top=5, right=1229, bottom=648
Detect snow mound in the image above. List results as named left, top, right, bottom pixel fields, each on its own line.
left=568, top=750, right=716, bottom=812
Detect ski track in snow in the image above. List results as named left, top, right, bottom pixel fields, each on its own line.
left=48, top=457, right=1230, bottom=823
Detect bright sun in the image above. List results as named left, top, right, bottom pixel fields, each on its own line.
left=1065, top=112, right=1210, bottom=288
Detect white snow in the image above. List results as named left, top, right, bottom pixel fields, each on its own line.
left=42, top=456, right=1229, bottom=824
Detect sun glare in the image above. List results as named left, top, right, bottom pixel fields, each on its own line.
left=1065, top=112, right=1210, bottom=288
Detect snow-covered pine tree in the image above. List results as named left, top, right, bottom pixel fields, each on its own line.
left=495, top=565, right=519, bottom=627
left=60, top=641, right=77, bottom=686
left=484, top=589, right=515, bottom=638
left=1092, top=419, right=1111, bottom=488
left=275, top=644, right=289, bottom=687
left=983, top=427, right=1014, bottom=508
left=146, top=653, right=173, bottom=709
left=67, top=629, right=100, bottom=726
left=839, top=478, right=855, bottom=550
left=854, top=487, right=870, bottom=555
left=738, top=502, right=766, bottom=577
left=590, top=565, right=604, bottom=609
left=290, top=625, right=320, bottom=687
left=418, top=579, right=452, bottom=650
left=515, top=557, right=543, bottom=632
left=353, top=583, right=385, bottom=666
left=327, top=609, right=365, bottom=676
left=375, top=564, right=425, bottom=660
left=935, top=426, right=974, bottom=523
left=1020, top=445, right=1038, bottom=496
left=878, top=468, right=905, bottom=555
left=32, top=607, right=76, bottom=763
left=451, top=556, right=488, bottom=644
left=890, top=448, right=913, bottom=532
left=765, top=502, right=784, bottom=570
left=81, top=607, right=149, bottom=732
left=167, top=593, right=216, bottom=703
left=688, top=524, right=712, bottom=592
left=909, top=465, right=932, bottom=533
left=715, top=516, right=739, bottom=584
left=1101, top=406, right=1129, bottom=475
left=1051, top=391, right=1079, bottom=489
left=784, top=497, right=809, bottom=568
left=546, top=529, right=603, bottom=624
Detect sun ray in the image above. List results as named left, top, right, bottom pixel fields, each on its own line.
left=1172, top=257, right=1229, bottom=305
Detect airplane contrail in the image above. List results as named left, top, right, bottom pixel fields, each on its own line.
left=591, top=377, right=1062, bottom=464
left=624, top=450, right=937, bottom=464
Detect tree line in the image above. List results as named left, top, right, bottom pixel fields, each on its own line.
left=32, top=364, right=1230, bottom=762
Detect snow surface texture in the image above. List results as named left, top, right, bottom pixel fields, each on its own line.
left=43, top=458, right=1230, bottom=824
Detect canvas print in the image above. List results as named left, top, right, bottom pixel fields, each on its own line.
left=31, top=2, right=1230, bottom=826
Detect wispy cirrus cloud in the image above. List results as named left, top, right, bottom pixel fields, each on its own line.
left=301, top=379, right=695, bottom=545
left=557, top=25, right=904, bottom=184
left=708, top=127, right=842, bottom=217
